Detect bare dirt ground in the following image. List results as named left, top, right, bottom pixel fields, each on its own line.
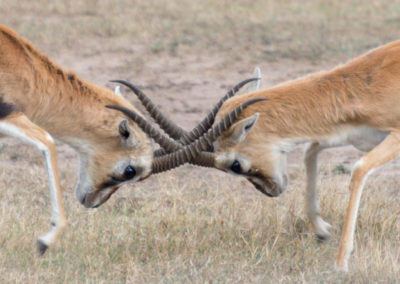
left=2, top=1, right=400, bottom=283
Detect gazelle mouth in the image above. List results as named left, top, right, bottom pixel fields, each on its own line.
left=247, top=177, right=281, bottom=198
left=252, top=181, right=274, bottom=197
left=94, top=186, right=120, bottom=208
left=92, top=191, right=115, bottom=208
left=80, top=186, right=120, bottom=208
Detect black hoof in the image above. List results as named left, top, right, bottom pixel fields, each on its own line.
left=37, top=239, right=48, bottom=255
left=316, top=234, right=330, bottom=243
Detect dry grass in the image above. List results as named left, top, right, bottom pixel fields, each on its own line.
left=3, top=0, right=400, bottom=63
left=1, top=145, right=400, bottom=282
left=1, top=0, right=400, bottom=283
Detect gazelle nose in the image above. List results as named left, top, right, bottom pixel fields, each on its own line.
left=80, top=194, right=86, bottom=205
left=79, top=194, right=91, bottom=208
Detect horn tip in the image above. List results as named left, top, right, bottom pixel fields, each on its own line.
left=253, top=98, right=268, bottom=102
left=105, top=105, right=120, bottom=110
left=110, top=79, right=124, bottom=84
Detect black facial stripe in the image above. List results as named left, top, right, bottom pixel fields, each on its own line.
left=111, top=176, right=124, bottom=183
left=245, top=171, right=264, bottom=180
left=99, top=177, right=121, bottom=190
left=250, top=180, right=270, bottom=195
left=100, top=170, right=137, bottom=190
left=246, top=171, right=276, bottom=191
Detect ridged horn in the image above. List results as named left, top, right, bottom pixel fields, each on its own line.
left=151, top=98, right=267, bottom=174
left=110, top=80, right=185, bottom=140
left=111, top=77, right=260, bottom=145
left=188, top=151, right=216, bottom=168
left=182, top=77, right=261, bottom=143
left=106, top=105, right=182, bottom=153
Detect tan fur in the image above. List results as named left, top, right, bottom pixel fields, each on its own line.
left=0, top=25, right=153, bottom=251
left=214, top=41, right=400, bottom=271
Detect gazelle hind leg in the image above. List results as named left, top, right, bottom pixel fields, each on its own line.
left=304, top=142, right=332, bottom=240
left=335, top=132, right=400, bottom=272
left=0, top=114, right=66, bottom=254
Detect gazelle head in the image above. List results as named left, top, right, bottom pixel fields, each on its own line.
left=212, top=110, right=288, bottom=197
left=74, top=110, right=153, bottom=209
left=210, top=68, right=288, bottom=197
left=75, top=92, right=261, bottom=208
left=102, top=84, right=267, bottom=205
left=110, top=69, right=286, bottom=198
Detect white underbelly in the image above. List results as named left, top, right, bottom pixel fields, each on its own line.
left=318, top=125, right=389, bottom=152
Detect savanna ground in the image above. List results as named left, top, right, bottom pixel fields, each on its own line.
left=1, top=1, right=400, bottom=283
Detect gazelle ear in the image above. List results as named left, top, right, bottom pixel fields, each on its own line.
left=245, top=67, right=261, bottom=93
left=118, top=119, right=139, bottom=147
left=229, top=113, right=259, bottom=144
left=114, top=85, right=122, bottom=96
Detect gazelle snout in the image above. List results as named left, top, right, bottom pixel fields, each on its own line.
left=247, top=173, right=288, bottom=197
left=78, top=186, right=120, bottom=208
left=76, top=161, right=151, bottom=208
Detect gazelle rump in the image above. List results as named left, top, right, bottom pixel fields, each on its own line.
left=212, top=41, right=400, bottom=271
left=0, top=25, right=155, bottom=253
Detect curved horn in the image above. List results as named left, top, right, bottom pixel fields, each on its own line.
left=182, top=77, right=261, bottom=143
left=151, top=98, right=267, bottom=173
left=111, top=78, right=260, bottom=145
left=110, top=80, right=185, bottom=140
left=106, top=105, right=182, bottom=153
left=188, top=151, right=216, bottom=168
left=118, top=77, right=260, bottom=157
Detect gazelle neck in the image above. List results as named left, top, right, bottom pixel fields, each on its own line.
left=0, top=25, right=134, bottom=151
left=30, top=76, right=130, bottom=143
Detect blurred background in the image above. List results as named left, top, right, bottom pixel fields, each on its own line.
left=1, top=1, right=400, bottom=282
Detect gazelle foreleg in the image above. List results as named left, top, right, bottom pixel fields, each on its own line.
left=0, top=114, right=66, bottom=254
left=304, top=142, right=332, bottom=240
left=335, top=132, right=400, bottom=271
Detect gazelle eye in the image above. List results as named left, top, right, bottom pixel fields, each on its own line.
left=230, top=160, right=242, bottom=174
left=123, top=165, right=136, bottom=180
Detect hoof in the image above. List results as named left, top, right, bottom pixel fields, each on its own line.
left=313, top=216, right=332, bottom=242
left=37, top=239, right=48, bottom=255
left=316, top=233, right=330, bottom=243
